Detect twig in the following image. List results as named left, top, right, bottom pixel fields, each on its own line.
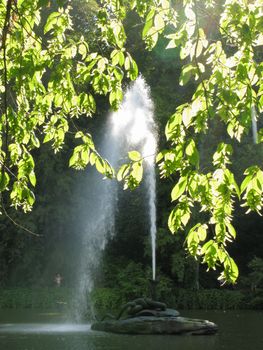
left=1, top=195, right=40, bottom=237
left=0, top=160, right=18, bottom=180
left=12, top=3, right=47, bottom=50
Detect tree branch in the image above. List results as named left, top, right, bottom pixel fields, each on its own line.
left=1, top=0, right=13, bottom=174
left=1, top=195, right=40, bottom=237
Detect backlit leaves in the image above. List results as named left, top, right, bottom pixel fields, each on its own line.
left=0, top=0, right=139, bottom=212
left=171, top=177, right=187, bottom=202
left=140, top=1, right=175, bottom=49
left=241, top=166, right=263, bottom=214
left=186, top=224, right=208, bottom=256
left=117, top=151, right=143, bottom=190
left=141, top=0, right=263, bottom=283
left=68, top=131, right=114, bottom=178
left=44, top=11, right=61, bottom=34
left=0, top=0, right=262, bottom=284
left=168, top=196, right=192, bottom=233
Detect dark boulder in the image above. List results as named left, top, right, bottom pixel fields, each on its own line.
left=91, top=314, right=218, bottom=335
left=91, top=298, right=217, bottom=335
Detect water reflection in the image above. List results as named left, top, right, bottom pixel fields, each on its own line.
left=0, top=310, right=263, bottom=350
left=0, top=332, right=219, bottom=350
left=0, top=323, right=91, bottom=334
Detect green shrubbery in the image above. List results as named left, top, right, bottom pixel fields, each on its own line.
left=172, top=289, right=244, bottom=310
left=0, top=288, right=71, bottom=309
left=0, top=286, right=256, bottom=313
left=90, top=286, right=246, bottom=317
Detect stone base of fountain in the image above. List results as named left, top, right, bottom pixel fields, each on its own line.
left=91, top=298, right=218, bottom=335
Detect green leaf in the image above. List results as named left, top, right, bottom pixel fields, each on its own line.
left=97, top=58, right=107, bottom=72
left=195, top=40, right=203, bottom=58
left=168, top=208, right=177, bottom=234
left=171, top=177, right=187, bottom=201
left=185, top=4, right=195, bottom=20
left=128, top=151, right=141, bottom=161
left=156, top=151, right=164, bottom=163
left=27, top=190, right=35, bottom=206
left=181, top=212, right=190, bottom=226
left=142, top=9, right=155, bottom=38
left=109, top=87, right=123, bottom=110
left=124, top=56, right=130, bottom=70
left=182, top=106, right=192, bottom=128
left=95, top=156, right=105, bottom=174
left=185, top=139, right=199, bottom=167
left=111, top=49, right=125, bottom=66
left=198, top=224, right=208, bottom=241
left=69, top=153, right=78, bottom=168
left=165, top=112, right=182, bottom=140
left=89, top=152, right=97, bottom=166
left=179, top=64, right=195, bottom=86
left=230, top=258, right=239, bottom=281
left=43, top=131, right=54, bottom=143
left=117, top=163, right=130, bottom=181
left=128, top=57, right=138, bottom=80
left=132, top=161, right=143, bottom=183
left=226, top=222, right=236, bottom=239
left=201, top=239, right=214, bottom=255
left=0, top=172, right=10, bottom=191
left=221, top=257, right=239, bottom=283
left=113, top=67, right=124, bottom=80
left=44, top=12, right=61, bottom=34
left=78, top=43, right=88, bottom=59
left=168, top=199, right=191, bottom=233
left=186, top=230, right=198, bottom=255
left=154, top=13, right=164, bottom=31
left=29, top=172, right=36, bottom=187
left=241, top=174, right=253, bottom=193
left=81, top=148, right=90, bottom=164
left=145, top=27, right=159, bottom=49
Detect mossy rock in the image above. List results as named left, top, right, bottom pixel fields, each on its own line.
left=91, top=314, right=218, bottom=335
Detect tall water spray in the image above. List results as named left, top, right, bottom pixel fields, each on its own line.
left=72, top=158, right=117, bottom=321
left=110, top=76, right=158, bottom=281
left=73, top=76, right=158, bottom=320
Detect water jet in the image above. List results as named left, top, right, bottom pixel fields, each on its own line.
left=74, top=76, right=158, bottom=320
left=85, top=77, right=218, bottom=335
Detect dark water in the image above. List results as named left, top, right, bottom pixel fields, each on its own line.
left=0, top=309, right=263, bottom=350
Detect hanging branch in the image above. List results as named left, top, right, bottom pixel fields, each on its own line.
left=0, top=1, right=39, bottom=237
left=193, top=0, right=212, bottom=120
left=1, top=0, right=13, bottom=164
left=1, top=0, right=13, bottom=50
left=1, top=195, right=40, bottom=237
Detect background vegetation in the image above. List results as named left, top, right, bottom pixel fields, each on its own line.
left=0, top=0, right=262, bottom=312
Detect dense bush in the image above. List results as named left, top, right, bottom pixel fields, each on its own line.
left=0, top=288, right=71, bottom=309
left=0, top=286, right=257, bottom=312
left=90, top=286, right=246, bottom=317
left=172, top=289, right=245, bottom=310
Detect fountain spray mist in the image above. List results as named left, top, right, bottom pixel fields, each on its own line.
left=110, top=76, right=158, bottom=281
left=73, top=77, right=158, bottom=320
left=71, top=162, right=117, bottom=321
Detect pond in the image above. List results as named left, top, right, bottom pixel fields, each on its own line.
left=0, top=309, right=263, bottom=350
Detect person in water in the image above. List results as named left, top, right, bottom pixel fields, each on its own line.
left=54, top=273, right=63, bottom=287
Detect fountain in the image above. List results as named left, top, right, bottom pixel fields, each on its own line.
left=72, top=76, right=218, bottom=334
left=73, top=76, right=157, bottom=320
left=110, top=76, right=158, bottom=281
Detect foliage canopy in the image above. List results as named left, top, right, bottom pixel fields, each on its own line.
left=0, top=0, right=263, bottom=283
